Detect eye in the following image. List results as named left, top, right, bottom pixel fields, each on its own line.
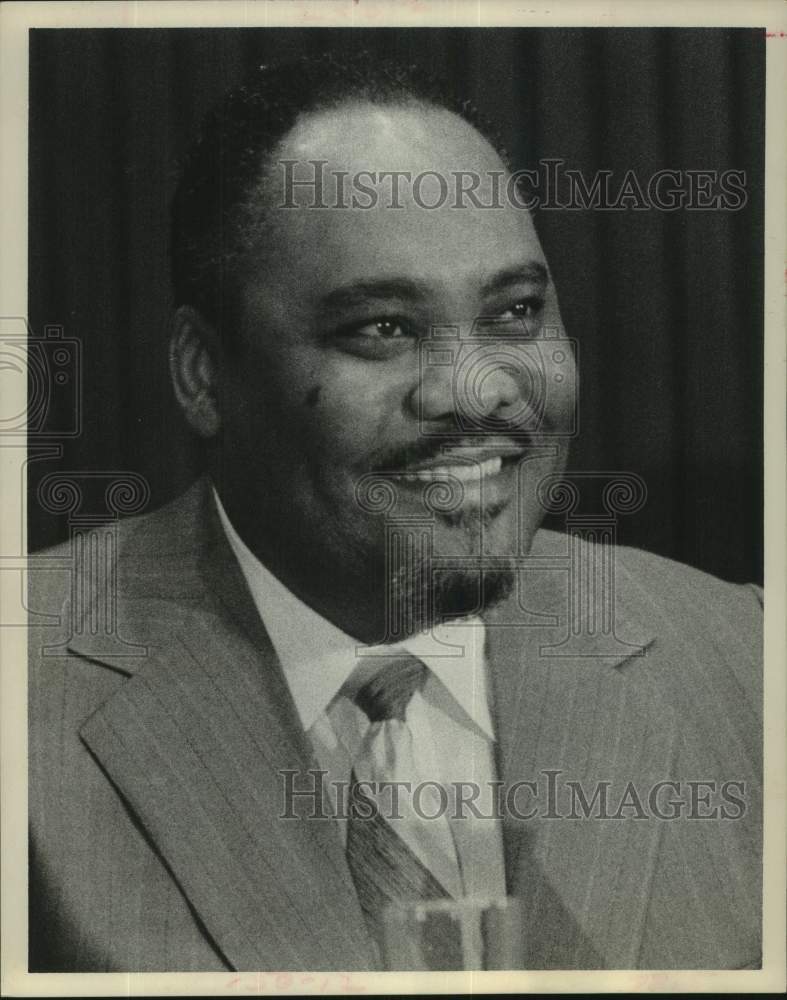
left=330, top=314, right=417, bottom=360
left=353, top=318, right=410, bottom=339
left=497, top=296, right=545, bottom=321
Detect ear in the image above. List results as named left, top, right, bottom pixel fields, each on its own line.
left=169, top=306, right=222, bottom=438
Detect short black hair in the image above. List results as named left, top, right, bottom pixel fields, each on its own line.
left=170, top=50, right=507, bottom=333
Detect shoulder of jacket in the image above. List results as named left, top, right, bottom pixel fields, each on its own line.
left=535, top=527, right=761, bottom=611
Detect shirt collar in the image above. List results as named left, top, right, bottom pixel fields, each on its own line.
left=213, top=487, right=494, bottom=739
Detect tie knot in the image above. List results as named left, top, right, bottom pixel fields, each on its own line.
left=353, top=655, right=427, bottom=723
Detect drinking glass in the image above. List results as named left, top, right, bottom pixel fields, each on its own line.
left=381, top=896, right=524, bottom=971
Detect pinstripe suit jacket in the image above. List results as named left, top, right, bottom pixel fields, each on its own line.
left=28, top=478, right=763, bottom=971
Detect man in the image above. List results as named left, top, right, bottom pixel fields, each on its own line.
left=28, top=53, right=762, bottom=971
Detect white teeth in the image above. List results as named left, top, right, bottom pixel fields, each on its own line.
left=404, top=456, right=503, bottom=482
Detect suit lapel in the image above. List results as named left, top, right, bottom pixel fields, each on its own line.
left=485, top=534, right=676, bottom=968
left=70, top=480, right=374, bottom=971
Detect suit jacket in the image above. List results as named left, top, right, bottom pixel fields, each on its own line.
left=27, top=477, right=763, bottom=971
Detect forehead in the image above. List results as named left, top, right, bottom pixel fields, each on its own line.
left=252, top=101, right=547, bottom=296
left=282, top=101, right=502, bottom=174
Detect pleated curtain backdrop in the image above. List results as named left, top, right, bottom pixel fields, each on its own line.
left=28, top=28, right=764, bottom=583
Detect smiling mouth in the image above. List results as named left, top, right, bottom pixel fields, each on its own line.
left=397, top=445, right=527, bottom=484
left=400, top=454, right=505, bottom=482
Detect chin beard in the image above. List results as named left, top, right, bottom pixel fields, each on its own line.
left=377, top=501, right=517, bottom=638
left=432, top=567, right=515, bottom=623
left=384, top=562, right=516, bottom=637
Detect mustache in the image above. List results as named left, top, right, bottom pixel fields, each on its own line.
left=369, top=430, right=533, bottom=473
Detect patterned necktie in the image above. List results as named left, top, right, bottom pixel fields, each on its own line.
left=344, top=654, right=457, bottom=963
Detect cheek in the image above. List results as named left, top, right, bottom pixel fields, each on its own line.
left=303, top=362, right=411, bottom=462
left=304, top=387, right=379, bottom=464
left=230, top=325, right=413, bottom=469
left=304, top=384, right=321, bottom=407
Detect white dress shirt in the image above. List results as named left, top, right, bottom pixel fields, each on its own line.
left=213, top=488, right=506, bottom=899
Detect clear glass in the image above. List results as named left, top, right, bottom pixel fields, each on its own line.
left=381, top=896, right=524, bottom=971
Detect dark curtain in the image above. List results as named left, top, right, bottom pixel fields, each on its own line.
left=28, top=27, right=764, bottom=583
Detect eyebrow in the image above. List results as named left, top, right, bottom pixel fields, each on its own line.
left=480, top=262, right=549, bottom=296
left=318, top=260, right=550, bottom=313
left=319, top=278, right=431, bottom=312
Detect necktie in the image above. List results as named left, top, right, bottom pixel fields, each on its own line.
left=344, top=654, right=460, bottom=963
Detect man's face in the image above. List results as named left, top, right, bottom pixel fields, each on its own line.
left=214, top=101, right=576, bottom=641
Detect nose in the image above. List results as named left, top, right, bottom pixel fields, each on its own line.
left=408, top=330, right=536, bottom=430
left=414, top=365, right=521, bottom=422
